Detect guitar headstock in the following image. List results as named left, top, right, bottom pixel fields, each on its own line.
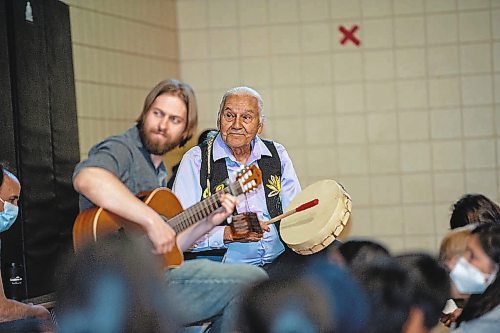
left=233, top=165, right=262, bottom=195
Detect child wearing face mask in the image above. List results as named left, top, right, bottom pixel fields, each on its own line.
left=439, top=226, right=474, bottom=327
left=449, top=223, right=500, bottom=333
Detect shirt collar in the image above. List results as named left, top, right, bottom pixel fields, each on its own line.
left=212, top=133, right=272, bottom=165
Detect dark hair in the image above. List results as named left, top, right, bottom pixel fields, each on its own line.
left=0, top=162, right=4, bottom=188
left=353, top=257, right=412, bottom=333
left=136, top=79, right=198, bottom=147
left=238, top=277, right=335, bottom=333
left=396, top=253, right=451, bottom=329
left=56, top=235, right=177, bottom=332
left=456, top=223, right=500, bottom=326
left=450, top=194, right=500, bottom=229
left=197, top=128, right=218, bottom=145
left=339, top=239, right=391, bottom=268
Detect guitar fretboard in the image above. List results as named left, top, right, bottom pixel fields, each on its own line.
left=168, top=187, right=232, bottom=233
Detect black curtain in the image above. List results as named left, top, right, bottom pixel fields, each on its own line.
left=0, top=0, right=79, bottom=298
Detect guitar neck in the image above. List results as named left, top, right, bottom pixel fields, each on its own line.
left=168, top=186, right=238, bottom=233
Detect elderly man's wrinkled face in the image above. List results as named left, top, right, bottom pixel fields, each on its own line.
left=218, top=94, right=262, bottom=150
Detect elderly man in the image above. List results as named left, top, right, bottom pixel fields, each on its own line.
left=0, top=164, right=50, bottom=323
left=173, top=86, right=301, bottom=267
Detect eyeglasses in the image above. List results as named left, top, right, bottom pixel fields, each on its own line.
left=221, top=111, right=255, bottom=124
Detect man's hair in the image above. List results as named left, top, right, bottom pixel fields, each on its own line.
left=136, top=79, right=198, bottom=147
left=339, top=239, right=391, bottom=268
left=0, top=162, right=16, bottom=188
left=217, top=86, right=265, bottom=128
left=238, top=277, right=335, bottom=333
left=353, top=257, right=412, bottom=333
left=396, top=253, right=451, bottom=330
left=450, top=193, right=500, bottom=229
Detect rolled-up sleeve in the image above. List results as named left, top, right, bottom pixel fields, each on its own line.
left=73, top=140, right=133, bottom=181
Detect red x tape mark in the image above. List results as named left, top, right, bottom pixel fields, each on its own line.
left=339, top=25, right=360, bottom=46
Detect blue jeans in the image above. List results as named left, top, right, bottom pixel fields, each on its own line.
left=165, top=259, right=268, bottom=333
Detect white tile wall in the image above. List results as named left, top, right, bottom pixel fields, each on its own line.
left=369, top=143, right=400, bottom=174
left=434, top=172, right=466, bottom=203
left=400, top=142, right=432, bottom=172
left=401, top=173, right=433, bottom=204
left=460, top=43, right=492, bottom=74
left=399, top=111, right=430, bottom=141
left=366, top=82, right=396, bottom=111
left=366, top=113, right=398, bottom=142
left=298, top=0, right=330, bottom=21
left=68, top=0, right=500, bottom=254
left=429, top=78, right=460, bottom=107
left=428, top=45, right=460, bottom=76
left=396, top=49, right=426, bottom=78
left=209, top=29, right=239, bottom=58
left=364, top=50, right=395, bottom=80
left=459, top=11, right=491, bottom=42
left=300, top=23, right=331, bottom=53
left=396, top=80, right=428, bottom=109
left=463, top=106, right=495, bottom=137
left=394, top=17, right=426, bottom=47
left=461, top=75, right=494, bottom=106
left=426, top=14, right=458, bottom=44
left=425, top=0, right=456, bottom=13
left=394, top=0, right=424, bottom=15
left=432, top=140, right=464, bottom=171
left=333, top=52, right=363, bottom=82
left=430, top=108, right=462, bottom=139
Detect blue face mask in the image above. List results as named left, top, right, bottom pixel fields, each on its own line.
left=450, top=256, right=497, bottom=294
left=0, top=197, right=18, bottom=233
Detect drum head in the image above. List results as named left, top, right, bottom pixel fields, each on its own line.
left=280, top=180, right=351, bottom=255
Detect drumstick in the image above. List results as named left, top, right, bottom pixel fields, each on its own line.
left=265, top=199, right=319, bottom=225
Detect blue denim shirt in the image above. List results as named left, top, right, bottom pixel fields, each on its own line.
left=172, top=134, right=301, bottom=266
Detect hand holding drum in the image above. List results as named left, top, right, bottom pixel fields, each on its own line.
left=227, top=199, right=319, bottom=243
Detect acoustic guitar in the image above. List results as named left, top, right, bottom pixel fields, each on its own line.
left=72, top=165, right=262, bottom=268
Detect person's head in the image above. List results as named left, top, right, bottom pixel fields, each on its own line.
left=305, top=259, right=371, bottom=333
left=450, top=193, right=500, bottom=229
left=0, top=163, right=20, bottom=233
left=217, top=86, right=264, bottom=151
left=197, top=128, right=218, bottom=145
left=136, top=79, right=198, bottom=155
left=396, top=253, right=451, bottom=332
left=454, top=223, right=500, bottom=326
left=353, top=257, right=412, bottom=333
left=461, top=223, right=500, bottom=283
left=439, top=226, right=474, bottom=270
left=339, top=239, right=391, bottom=268
left=56, top=235, right=177, bottom=332
left=238, top=277, right=335, bottom=333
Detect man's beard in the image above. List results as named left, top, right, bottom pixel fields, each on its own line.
left=139, top=124, right=181, bottom=156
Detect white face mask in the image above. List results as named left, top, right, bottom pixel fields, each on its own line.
left=450, top=256, right=497, bottom=294
left=0, top=197, right=18, bottom=233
